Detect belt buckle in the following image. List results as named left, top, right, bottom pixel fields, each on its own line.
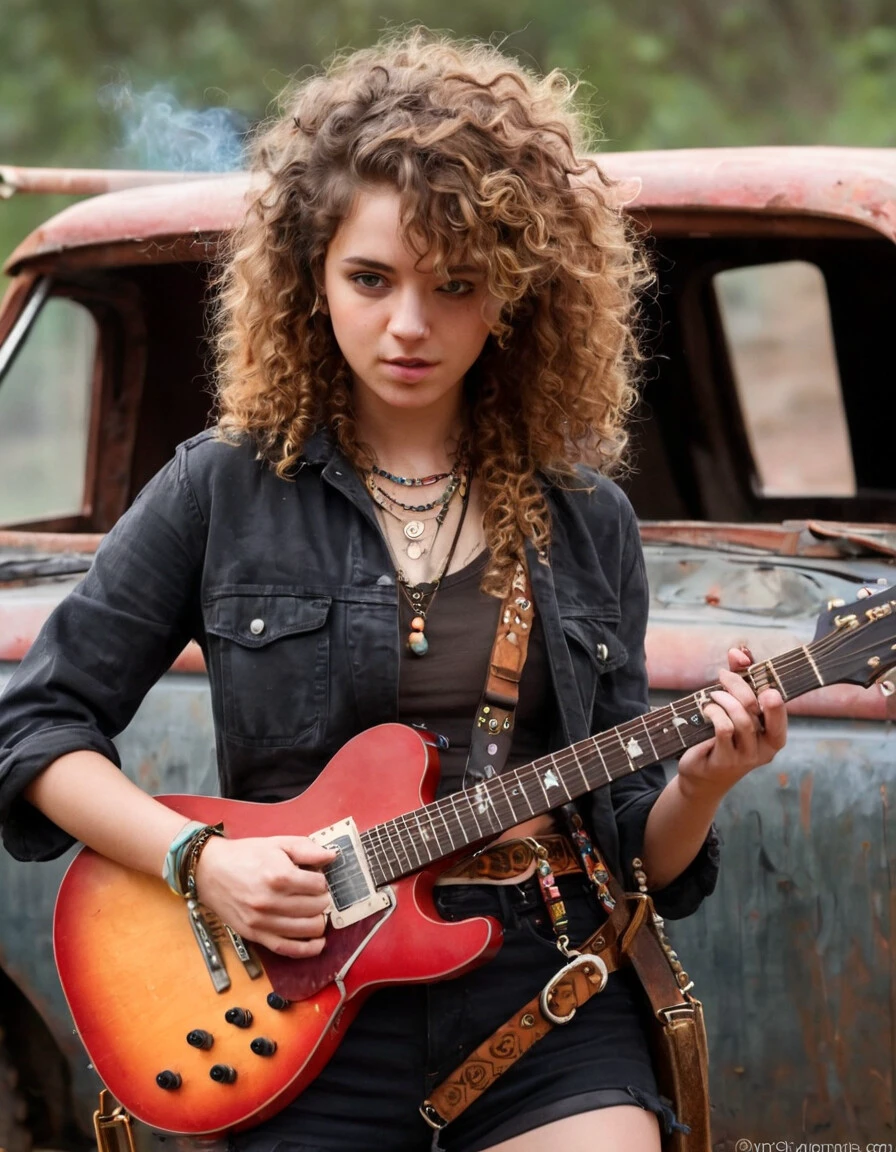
left=539, top=952, right=609, bottom=1025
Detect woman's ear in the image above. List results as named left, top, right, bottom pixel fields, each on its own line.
left=311, top=292, right=329, bottom=316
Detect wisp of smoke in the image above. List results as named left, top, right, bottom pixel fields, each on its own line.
left=99, top=82, right=250, bottom=171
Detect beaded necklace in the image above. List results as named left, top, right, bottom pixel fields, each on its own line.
left=369, top=464, right=451, bottom=487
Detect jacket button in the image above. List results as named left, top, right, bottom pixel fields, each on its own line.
left=249, top=618, right=265, bottom=636
left=596, top=643, right=609, bottom=661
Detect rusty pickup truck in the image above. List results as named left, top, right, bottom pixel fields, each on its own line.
left=0, top=148, right=894, bottom=1150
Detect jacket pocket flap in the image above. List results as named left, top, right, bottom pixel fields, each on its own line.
left=205, top=593, right=332, bottom=648
left=561, top=614, right=628, bottom=672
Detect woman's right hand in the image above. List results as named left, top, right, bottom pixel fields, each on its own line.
left=193, top=835, right=338, bottom=958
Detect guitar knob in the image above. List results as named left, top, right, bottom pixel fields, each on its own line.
left=225, top=1007, right=253, bottom=1028
left=155, top=1070, right=182, bottom=1090
left=250, top=1037, right=278, bottom=1057
left=209, top=1064, right=238, bottom=1084
left=267, top=993, right=291, bottom=1010
left=857, top=587, right=875, bottom=599
left=186, top=1029, right=214, bottom=1049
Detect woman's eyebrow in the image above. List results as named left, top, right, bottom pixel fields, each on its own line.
left=341, top=256, right=481, bottom=276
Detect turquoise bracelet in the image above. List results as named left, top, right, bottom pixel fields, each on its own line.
left=162, top=821, right=205, bottom=896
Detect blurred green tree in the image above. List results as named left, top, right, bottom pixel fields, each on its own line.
left=1, top=0, right=894, bottom=253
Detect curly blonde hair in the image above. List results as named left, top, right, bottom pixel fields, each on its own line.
left=214, top=28, right=650, bottom=594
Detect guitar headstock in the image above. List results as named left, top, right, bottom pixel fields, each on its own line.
left=811, top=584, right=896, bottom=689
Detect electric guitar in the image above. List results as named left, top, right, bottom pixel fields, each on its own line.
left=53, top=585, right=896, bottom=1135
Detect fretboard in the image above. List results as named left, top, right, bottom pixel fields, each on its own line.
left=360, top=639, right=826, bottom=887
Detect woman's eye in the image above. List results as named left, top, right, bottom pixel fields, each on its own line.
left=439, top=280, right=474, bottom=297
left=351, top=273, right=386, bottom=289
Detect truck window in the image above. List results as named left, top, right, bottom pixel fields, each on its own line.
left=714, top=260, right=856, bottom=498
left=0, top=296, right=96, bottom=525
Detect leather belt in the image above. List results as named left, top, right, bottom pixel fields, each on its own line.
left=438, top=834, right=584, bottom=883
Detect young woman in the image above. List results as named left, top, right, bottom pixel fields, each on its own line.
left=0, top=31, right=786, bottom=1152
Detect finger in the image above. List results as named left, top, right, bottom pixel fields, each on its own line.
left=707, top=691, right=757, bottom=743
left=256, top=933, right=328, bottom=960
left=727, top=645, right=753, bottom=672
left=718, top=667, right=764, bottom=716
left=278, top=837, right=339, bottom=868
left=757, top=688, right=787, bottom=749
left=234, top=903, right=331, bottom=941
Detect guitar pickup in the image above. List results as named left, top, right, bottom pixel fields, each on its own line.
left=308, top=818, right=392, bottom=929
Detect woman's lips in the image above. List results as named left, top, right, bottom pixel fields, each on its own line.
left=382, top=358, right=437, bottom=382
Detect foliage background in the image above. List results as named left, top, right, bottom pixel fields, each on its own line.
left=2, top=0, right=895, bottom=259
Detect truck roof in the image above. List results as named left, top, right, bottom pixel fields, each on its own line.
left=6, top=145, right=896, bottom=273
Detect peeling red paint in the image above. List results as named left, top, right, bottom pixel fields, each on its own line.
left=799, top=774, right=814, bottom=834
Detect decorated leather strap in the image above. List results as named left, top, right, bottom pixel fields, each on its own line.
left=463, top=561, right=534, bottom=789
left=420, top=897, right=651, bottom=1129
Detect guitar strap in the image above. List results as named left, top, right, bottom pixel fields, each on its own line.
left=426, top=561, right=712, bottom=1151
left=462, top=560, right=535, bottom=788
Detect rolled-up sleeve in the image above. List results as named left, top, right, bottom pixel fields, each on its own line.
left=605, top=503, right=720, bottom=920
left=0, top=446, right=206, bottom=860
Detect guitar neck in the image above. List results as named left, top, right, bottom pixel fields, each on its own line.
left=361, top=640, right=827, bottom=886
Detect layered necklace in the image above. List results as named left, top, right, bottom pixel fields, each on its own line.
left=365, top=458, right=465, bottom=562
left=366, top=459, right=470, bottom=657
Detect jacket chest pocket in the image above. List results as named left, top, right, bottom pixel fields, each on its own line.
left=205, top=591, right=331, bottom=747
left=560, top=612, right=628, bottom=722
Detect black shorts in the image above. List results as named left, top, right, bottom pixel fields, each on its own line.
left=230, top=874, right=672, bottom=1152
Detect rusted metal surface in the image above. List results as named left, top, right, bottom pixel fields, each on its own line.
left=0, top=165, right=216, bottom=198
left=640, top=520, right=896, bottom=559
left=597, top=146, right=896, bottom=242
left=3, top=174, right=250, bottom=274
left=668, top=717, right=896, bottom=1147
left=5, top=148, right=896, bottom=275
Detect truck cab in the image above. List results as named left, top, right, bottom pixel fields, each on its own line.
left=0, top=149, right=894, bottom=1149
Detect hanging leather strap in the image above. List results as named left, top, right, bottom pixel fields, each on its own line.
left=463, top=561, right=534, bottom=785
left=421, top=894, right=652, bottom=1129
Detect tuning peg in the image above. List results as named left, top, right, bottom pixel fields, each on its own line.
left=879, top=680, right=895, bottom=698
left=827, top=598, right=846, bottom=610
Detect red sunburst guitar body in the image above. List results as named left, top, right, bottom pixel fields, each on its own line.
left=54, top=724, right=499, bottom=1135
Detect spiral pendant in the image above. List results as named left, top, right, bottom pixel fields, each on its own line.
left=404, top=520, right=425, bottom=540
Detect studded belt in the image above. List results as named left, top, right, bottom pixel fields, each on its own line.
left=436, top=834, right=584, bottom=884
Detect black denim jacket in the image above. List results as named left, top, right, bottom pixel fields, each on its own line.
left=0, top=430, right=718, bottom=917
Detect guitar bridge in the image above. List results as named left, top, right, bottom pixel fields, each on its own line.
left=309, top=818, right=392, bottom=929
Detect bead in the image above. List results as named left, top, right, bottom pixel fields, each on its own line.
left=410, top=616, right=426, bottom=631
left=407, top=632, right=429, bottom=656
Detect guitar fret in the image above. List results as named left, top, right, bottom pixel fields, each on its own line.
left=665, top=700, right=690, bottom=751
left=800, top=646, right=824, bottom=690
left=638, top=713, right=660, bottom=761
left=569, top=744, right=590, bottom=792
left=383, top=820, right=412, bottom=875
left=614, top=728, right=637, bottom=773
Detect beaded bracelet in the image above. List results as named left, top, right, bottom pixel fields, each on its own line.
left=162, top=821, right=224, bottom=897
left=162, top=821, right=205, bottom=896
left=179, top=823, right=225, bottom=899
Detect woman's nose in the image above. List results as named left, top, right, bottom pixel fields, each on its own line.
left=387, top=291, right=430, bottom=341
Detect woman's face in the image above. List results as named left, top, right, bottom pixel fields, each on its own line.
left=322, top=186, right=499, bottom=420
